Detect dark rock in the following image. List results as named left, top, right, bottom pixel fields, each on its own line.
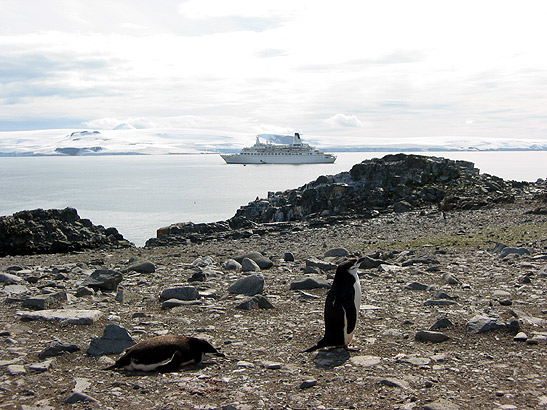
left=305, top=258, right=337, bottom=271
left=424, top=299, right=457, bottom=306
left=87, top=324, right=135, bottom=356
left=357, top=256, right=384, bottom=269
left=466, top=315, right=507, bottom=334
left=299, top=380, right=317, bottom=389
left=290, top=277, right=331, bottom=290
left=160, top=286, right=200, bottom=301
left=324, top=247, right=349, bottom=257
left=241, top=257, right=261, bottom=272
left=313, top=348, right=350, bottom=368
left=404, top=282, right=432, bottom=291
left=393, top=200, right=412, bottom=213
left=284, top=252, right=295, bottom=262
left=430, top=318, right=454, bottom=330
left=124, top=258, right=155, bottom=273
left=75, top=287, right=94, bottom=297
left=188, top=271, right=209, bottom=282
left=500, top=247, right=531, bottom=257
left=223, top=259, right=242, bottom=270
left=81, top=269, right=123, bottom=291
left=228, top=274, right=264, bottom=296
left=39, top=342, right=80, bottom=359
left=64, top=392, right=98, bottom=404
left=0, top=207, right=133, bottom=256
left=236, top=251, right=273, bottom=269
left=22, top=291, right=67, bottom=310
left=415, top=330, right=450, bottom=343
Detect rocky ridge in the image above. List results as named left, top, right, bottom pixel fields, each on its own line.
left=147, top=154, right=543, bottom=247
left=0, top=208, right=133, bottom=257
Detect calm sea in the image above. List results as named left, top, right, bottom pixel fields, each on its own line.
left=0, top=151, right=545, bottom=246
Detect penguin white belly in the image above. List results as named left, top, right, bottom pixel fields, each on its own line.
left=125, top=355, right=175, bottom=371
left=344, top=273, right=361, bottom=345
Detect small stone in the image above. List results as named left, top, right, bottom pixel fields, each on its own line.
left=284, top=252, right=295, bottom=262
left=235, top=295, right=274, bottom=310
left=80, top=269, right=123, bottom=291
left=379, top=378, right=410, bottom=389
left=87, top=324, right=135, bottom=356
left=29, top=359, right=54, bottom=372
left=313, top=348, right=350, bottom=368
left=64, top=392, right=98, bottom=404
left=415, top=331, right=449, bottom=343
left=160, top=286, right=201, bottom=301
left=513, top=332, right=528, bottom=342
left=124, top=258, right=155, bottom=273
left=299, top=380, right=317, bottom=389
left=404, top=282, right=432, bottom=291
left=75, top=287, right=94, bottom=297
left=236, top=360, right=255, bottom=368
left=441, top=272, right=461, bottom=285
left=223, top=259, right=242, bottom=271
left=237, top=251, right=273, bottom=269
left=350, top=355, right=381, bottom=367
left=228, top=274, right=264, bottom=296
left=241, top=258, right=261, bottom=272
left=324, top=247, right=349, bottom=257
left=39, top=342, right=80, bottom=359
left=290, top=277, right=330, bottom=290
left=424, top=299, right=457, bottom=306
left=7, top=364, right=26, bottom=375
left=429, top=318, right=453, bottom=331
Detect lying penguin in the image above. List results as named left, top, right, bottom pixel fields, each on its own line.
left=304, top=257, right=364, bottom=352
left=105, top=335, right=225, bottom=372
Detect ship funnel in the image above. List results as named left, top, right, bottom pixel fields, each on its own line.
left=293, top=133, right=302, bottom=145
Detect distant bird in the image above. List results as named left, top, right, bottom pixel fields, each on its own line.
left=304, top=257, right=363, bottom=352
left=104, top=335, right=225, bottom=372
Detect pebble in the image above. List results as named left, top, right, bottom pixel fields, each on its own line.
left=415, top=331, right=449, bottom=343
left=513, top=332, right=528, bottom=342
left=299, top=379, right=317, bottom=389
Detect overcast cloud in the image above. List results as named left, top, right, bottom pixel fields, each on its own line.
left=1, top=0, right=546, bottom=143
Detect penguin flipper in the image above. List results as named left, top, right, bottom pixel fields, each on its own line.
left=155, top=350, right=185, bottom=373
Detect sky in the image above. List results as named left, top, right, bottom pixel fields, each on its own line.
left=1, top=0, right=547, bottom=144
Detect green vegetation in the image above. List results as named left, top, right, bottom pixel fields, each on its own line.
left=373, top=221, right=547, bottom=251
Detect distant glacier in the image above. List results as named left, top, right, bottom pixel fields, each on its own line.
left=0, top=128, right=545, bottom=156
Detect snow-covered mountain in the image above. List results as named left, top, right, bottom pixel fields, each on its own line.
left=0, top=128, right=545, bottom=156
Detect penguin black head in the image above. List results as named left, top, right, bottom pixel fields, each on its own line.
left=188, top=337, right=226, bottom=358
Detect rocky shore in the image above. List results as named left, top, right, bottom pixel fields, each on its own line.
left=0, top=154, right=546, bottom=409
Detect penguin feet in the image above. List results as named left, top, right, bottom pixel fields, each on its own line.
left=344, top=345, right=360, bottom=352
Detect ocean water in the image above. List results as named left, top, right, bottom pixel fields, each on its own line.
left=0, top=151, right=545, bottom=246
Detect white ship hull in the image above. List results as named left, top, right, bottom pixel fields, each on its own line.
left=220, top=133, right=336, bottom=165
left=220, top=153, right=336, bottom=164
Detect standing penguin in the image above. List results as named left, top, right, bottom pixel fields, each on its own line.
left=304, top=257, right=363, bottom=352
left=104, top=335, right=224, bottom=372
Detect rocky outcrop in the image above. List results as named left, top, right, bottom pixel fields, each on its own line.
left=0, top=207, right=133, bottom=256
left=148, top=154, right=542, bottom=246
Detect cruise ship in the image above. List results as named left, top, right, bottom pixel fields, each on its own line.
left=220, top=133, right=336, bottom=164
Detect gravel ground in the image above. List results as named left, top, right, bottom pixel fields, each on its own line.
left=1, top=198, right=546, bottom=410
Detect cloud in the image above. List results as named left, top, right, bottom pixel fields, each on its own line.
left=176, top=0, right=291, bottom=34
left=324, top=114, right=365, bottom=128
left=256, top=48, right=288, bottom=58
